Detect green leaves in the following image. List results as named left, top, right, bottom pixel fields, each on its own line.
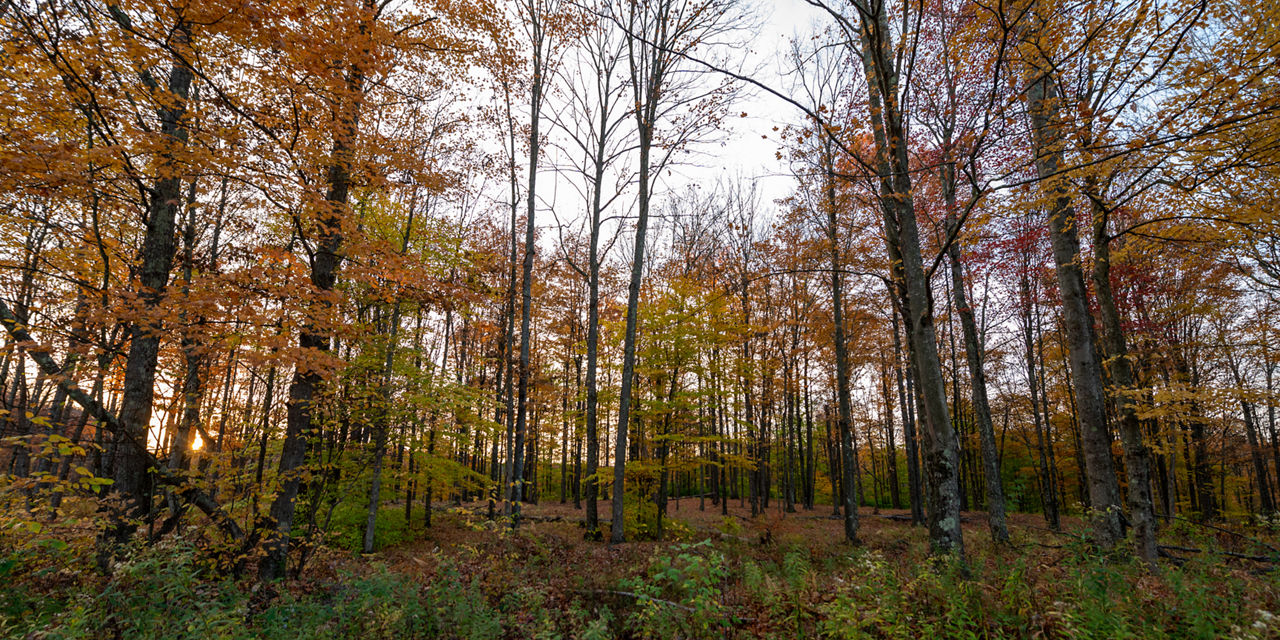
left=620, top=539, right=730, bottom=639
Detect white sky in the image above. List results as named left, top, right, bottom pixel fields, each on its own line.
left=533, top=0, right=831, bottom=229
left=709, top=0, right=828, bottom=208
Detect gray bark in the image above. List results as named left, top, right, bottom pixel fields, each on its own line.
left=1088, top=193, right=1158, bottom=563
left=852, top=0, right=964, bottom=556
left=512, top=1, right=550, bottom=529
left=1019, top=268, right=1060, bottom=530
left=612, top=0, right=662, bottom=544
left=892, top=310, right=924, bottom=525
left=1023, top=57, right=1123, bottom=548
left=822, top=140, right=858, bottom=543
left=942, top=174, right=1008, bottom=543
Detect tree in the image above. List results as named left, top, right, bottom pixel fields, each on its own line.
left=545, top=0, right=634, bottom=533
left=911, top=0, right=1012, bottom=543
left=608, top=0, right=744, bottom=544
left=810, top=0, right=966, bottom=557
left=1016, top=2, right=1125, bottom=551
left=784, top=27, right=863, bottom=542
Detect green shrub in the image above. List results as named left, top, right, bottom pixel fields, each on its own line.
left=11, top=541, right=504, bottom=640
left=324, top=502, right=416, bottom=553
left=256, top=563, right=501, bottom=639
left=620, top=539, right=731, bottom=639
left=53, top=539, right=246, bottom=640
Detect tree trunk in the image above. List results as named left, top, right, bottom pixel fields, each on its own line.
left=1022, top=51, right=1123, bottom=549
left=1088, top=193, right=1157, bottom=563
left=1020, top=271, right=1061, bottom=530
left=942, top=170, right=1008, bottom=543
left=512, top=5, right=548, bottom=528
left=170, top=183, right=207, bottom=475
left=890, top=310, right=923, bottom=524
left=261, top=54, right=361, bottom=578
left=852, top=0, right=963, bottom=555
left=822, top=140, right=858, bottom=543
left=111, top=19, right=195, bottom=529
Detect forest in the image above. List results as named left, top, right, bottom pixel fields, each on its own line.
left=2, top=0, right=1280, bottom=637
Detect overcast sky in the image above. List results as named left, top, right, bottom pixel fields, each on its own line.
left=522, top=0, right=835, bottom=260
left=693, top=0, right=829, bottom=209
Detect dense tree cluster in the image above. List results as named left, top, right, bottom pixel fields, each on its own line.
left=1, top=0, right=1279, bottom=578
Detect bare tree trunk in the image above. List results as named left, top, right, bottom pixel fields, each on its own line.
left=1022, top=49, right=1123, bottom=549
left=584, top=231, right=603, bottom=529
left=942, top=174, right=1008, bottom=543
left=611, top=1, right=661, bottom=544
left=879, top=349, right=901, bottom=509
left=500, top=82, right=520, bottom=517
left=512, top=2, right=549, bottom=528
left=1088, top=193, right=1157, bottom=563
left=804, top=353, right=816, bottom=510
left=826, top=0, right=963, bottom=555
left=822, top=140, right=858, bottom=543
left=892, top=310, right=924, bottom=525
left=1020, top=270, right=1060, bottom=530
left=562, top=359, right=570, bottom=504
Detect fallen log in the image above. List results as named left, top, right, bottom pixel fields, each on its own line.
left=875, top=513, right=976, bottom=523
left=1158, top=544, right=1279, bottom=563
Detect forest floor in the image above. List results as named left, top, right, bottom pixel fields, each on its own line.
left=8, top=498, right=1280, bottom=638
left=311, top=499, right=1280, bottom=638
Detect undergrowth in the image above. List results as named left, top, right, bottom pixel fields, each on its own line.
left=5, top=508, right=1280, bottom=639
